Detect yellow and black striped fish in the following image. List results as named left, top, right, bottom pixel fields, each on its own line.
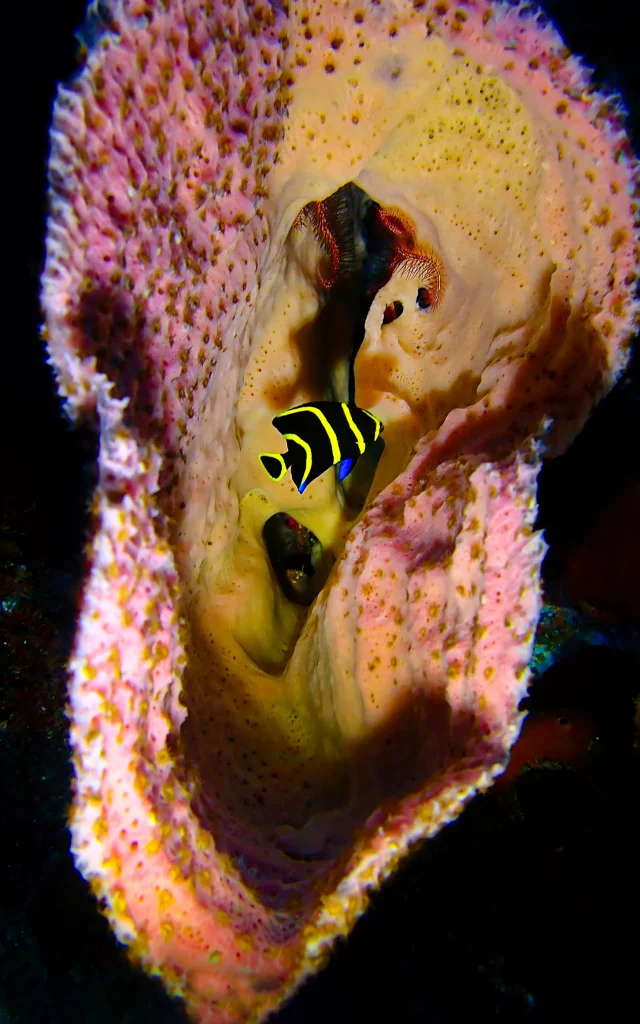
left=259, top=402, right=384, bottom=494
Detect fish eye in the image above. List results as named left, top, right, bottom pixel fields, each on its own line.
left=416, top=287, right=431, bottom=310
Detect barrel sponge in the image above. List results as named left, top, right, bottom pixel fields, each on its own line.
left=40, top=3, right=638, bottom=1023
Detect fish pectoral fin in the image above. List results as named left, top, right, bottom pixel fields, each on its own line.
left=259, top=452, right=289, bottom=481
left=337, top=456, right=357, bottom=482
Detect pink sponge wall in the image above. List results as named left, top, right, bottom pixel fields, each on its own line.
left=44, top=0, right=281, bottom=483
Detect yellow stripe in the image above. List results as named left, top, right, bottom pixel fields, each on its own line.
left=362, top=409, right=382, bottom=440
left=277, top=405, right=341, bottom=463
left=341, top=404, right=365, bottom=454
left=284, top=433, right=313, bottom=487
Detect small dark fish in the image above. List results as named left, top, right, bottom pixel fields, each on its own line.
left=259, top=401, right=384, bottom=494
left=262, top=512, right=332, bottom=605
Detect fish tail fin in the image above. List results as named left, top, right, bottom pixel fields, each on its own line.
left=259, top=451, right=290, bottom=482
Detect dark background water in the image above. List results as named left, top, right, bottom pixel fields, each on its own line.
left=2, top=2, right=639, bottom=1022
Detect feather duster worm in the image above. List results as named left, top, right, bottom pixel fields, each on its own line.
left=41, top=1, right=639, bottom=1020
